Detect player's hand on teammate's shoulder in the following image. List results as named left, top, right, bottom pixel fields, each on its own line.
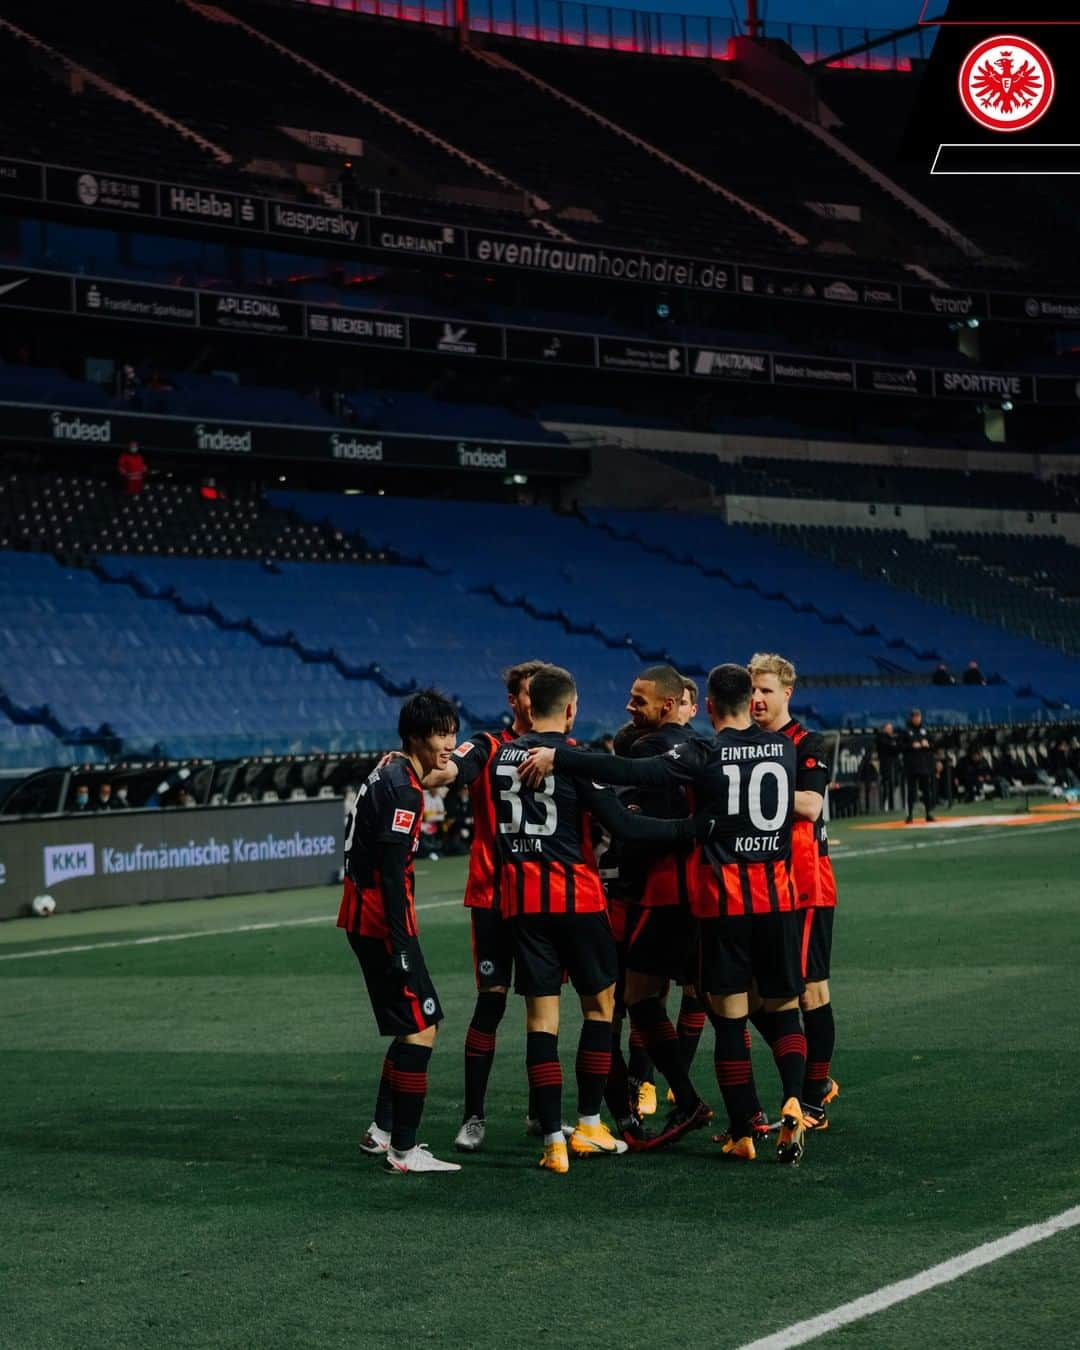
left=376, top=750, right=405, bottom=771
left=520, top=745, right=556, bottom=786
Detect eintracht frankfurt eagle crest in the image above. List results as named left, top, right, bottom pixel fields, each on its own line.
left=959, top=35, right=1055, bottom=132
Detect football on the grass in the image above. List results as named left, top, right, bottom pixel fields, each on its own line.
left=31, top=894, right=57, bottom=917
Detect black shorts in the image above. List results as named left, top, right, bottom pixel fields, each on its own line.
left=698, top=912, right=804, bottom=1002
left=625, top=905, right=696, bottom=983
left=607, top=898, right=637, bottom=1018
left=799, top=906, right=834, bottom=984
left=471, top=906, right=515, bottom=990
left=511, top=912, right=618, bottom=1000
left=347, top=932, right=444, bottom=1038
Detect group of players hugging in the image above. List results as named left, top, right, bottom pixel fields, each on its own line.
left=337, top=654, right=838, bottom=1176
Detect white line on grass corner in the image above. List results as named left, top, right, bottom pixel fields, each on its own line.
left=832, top=819, right=1076, bottom=862
left=734, top=1203, right=1080, bottom=1350
left=0, top=897, right=463, bottom=962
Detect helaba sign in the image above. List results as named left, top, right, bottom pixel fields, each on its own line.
left=43, top=843, right=95, bottom=888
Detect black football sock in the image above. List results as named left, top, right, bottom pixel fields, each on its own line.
left=629, top=997, right=697, bottom=1111
left=373, top=1051, right=395, bottom=1133
left=526, top=1031, right=562, bottom=1138
left=603, top=1020, right=634, bottom=1121
left=711, top=1014, right=761, bottom=1140
left=627, top=1025, right=655, bottom=1084
left=749, top=1005, right=778, bottom=1048
left=463, top=990, right=506, bottom=1120
left=771, top=1009, right=808, bottom=1107
left=802, top=1003, right=836, bottom=1107
left=677, top=993, right=708, bottom=1072
left=389, top=1042, right=432, bottom=1153
left=576, top=1018, right=613, bottom=1120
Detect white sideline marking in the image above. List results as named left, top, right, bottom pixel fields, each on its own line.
left=3, top=819, right=1075, bottom=964
left=735, top=1204, right=1080, bottom=1350
left=832, top=819, right=1076, bottom=862
left=0, top=897, right=462, bottom=962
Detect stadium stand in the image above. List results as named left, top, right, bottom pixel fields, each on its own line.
left=2, top=4, right=1079, bottom=771
left=0, top=471, right=376, bottom=561
left=642, top=451, right=1080, bottom=512
left=0, top=552, right=408, bottom=757
left=233, top=0, right=797, bottom=254
left=0, top=23, right=226, bottom=189
left=275, top=494, right=1080, bottom=705
left=0, top=0, right=496, bottom=203
left=761, top=525, right=1080, bottom=656
left=501, top=43, right=973, bottom=266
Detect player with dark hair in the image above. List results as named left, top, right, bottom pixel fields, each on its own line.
left=493, top=664, right=712, bottom=1174
left=677, top=676, right=699, bottom=726
left=521, top=662, right=808, bottom=1165
left=407, top=660, right=548, bottom=1152
left=340, top=689, right=461, bottom=1175
left=749, top=653, right=839, bottom=1131
left=610, top=665, right=713, bottom=1145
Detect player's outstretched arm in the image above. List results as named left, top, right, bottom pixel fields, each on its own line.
left=582, top=781, right=698, bottom=846
left=520, top=743, right=675, bottom=789
left=375, top=750, right=460, bottom=790
left=422, top=763, right=460, bottom=790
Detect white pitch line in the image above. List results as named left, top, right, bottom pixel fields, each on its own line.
left=831, top=818, right=1077, bottom=861
left=735, top=1204, right=1080, bottom=1350
left=0, top=897, right=463, bottom=962
left=2, top=819, right=1075, bottom=964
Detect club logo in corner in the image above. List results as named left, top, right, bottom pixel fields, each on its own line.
left=44, top=843, right=95, bottom=888
left=959, top=35, right=1055, bottom=133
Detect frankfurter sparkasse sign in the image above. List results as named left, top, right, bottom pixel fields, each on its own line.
left=0, top=260, right=1073, bottom=407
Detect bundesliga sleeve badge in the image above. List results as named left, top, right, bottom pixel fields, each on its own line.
left=392, top=808, right=416, bottom=833
left=959, top=35, right=1055, bottom=132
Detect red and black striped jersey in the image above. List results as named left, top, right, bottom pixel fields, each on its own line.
left=781, top=719, right=837, bottom=910
left=336, top=757, right=423, bottom=940
left=490, top=731, right=694, bottom=920
left=628, top=723, right=696, bottom=909
left=450, top=729, right=514, bottom=910
left=551, top=725, right=797, bottom=919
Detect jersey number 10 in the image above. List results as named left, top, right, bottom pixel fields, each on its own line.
left=720, top=762, right=789, bottom=832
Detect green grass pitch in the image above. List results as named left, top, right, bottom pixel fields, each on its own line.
left=2, top=806, right=1079, bottom=1349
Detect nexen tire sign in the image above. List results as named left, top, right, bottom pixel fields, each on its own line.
left=0, top=800, right=344, bottom=919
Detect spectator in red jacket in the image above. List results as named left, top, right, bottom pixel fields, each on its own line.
left=117, top=441, right=147, bottom=496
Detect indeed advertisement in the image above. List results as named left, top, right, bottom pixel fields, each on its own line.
left=0, top=799, right=344, bottom=919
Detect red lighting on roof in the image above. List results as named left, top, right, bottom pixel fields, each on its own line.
left=296, top=0, right=922, bottom=71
